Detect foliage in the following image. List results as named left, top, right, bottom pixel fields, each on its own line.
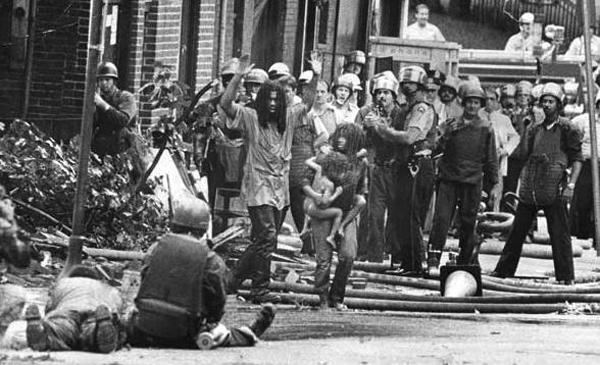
left=0, top=120, right=169, bottom=251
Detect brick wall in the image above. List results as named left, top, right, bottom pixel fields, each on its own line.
left=282, top=0, right=299, bottom=70
left=196, top=0, right=217, bottom=91
left=0, top=0, right=89, bottom=140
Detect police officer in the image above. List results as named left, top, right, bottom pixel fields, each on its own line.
left=332, top=73, right=360, bottom=124
left=127, top=196, right=276, bottom=348
left=356, top=72, right=402, bottom=263
left=372, top=65, right=437, bottom=273
left=437, top=75, right=463, bottom=122
left=92, top=61, right=138, bottom=157
left=243, top=68, right=268, bottom=107
left=268, top=62, right=291, bottom=80
left=493, top=83, right=583, bottom=285
left=343, top=50, right=366, bottom=76
left=427, top=84, right=498, bottom=276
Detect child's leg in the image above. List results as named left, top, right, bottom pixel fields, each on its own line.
left=329, top=208, right=343, bottom=238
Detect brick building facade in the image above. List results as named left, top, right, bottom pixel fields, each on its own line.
left=0, top=0, right=367, bottom=140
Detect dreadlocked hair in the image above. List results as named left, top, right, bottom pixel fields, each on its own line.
left=320, top=151, right=350, bottom=187
left=255, top=80, right=287, bottom=135
left=330, top=122, right=366, bottom=157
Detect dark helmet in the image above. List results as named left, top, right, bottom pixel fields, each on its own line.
left=171, top=196, right=210, bottom=232
left=461, top=85, right=487, bottom=107
left=96, top=61, right=119, bottom=79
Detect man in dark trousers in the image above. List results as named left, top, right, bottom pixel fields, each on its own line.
left=126, top=197, right=275, bottom=349
left=355, top=72, right=403, bottom=263
left=371, top=65, right=437, bottom=274
left=302, top=123, right=367, bottom=310
left=427, top=84, right=498, bottom=276
left=92, top=62, right=138, bottom=157
left=221, top=54, right=320, bottom=304
left=493, top=83, right=582, bottom=285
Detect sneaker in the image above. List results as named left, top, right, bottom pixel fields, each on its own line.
left=251, top=292, right=282, bottom=304
left=25, top=304, right=47, bottom=351
left=93, top=305, right=118, bottom=354
left=249, top=303, right=276, bottom=338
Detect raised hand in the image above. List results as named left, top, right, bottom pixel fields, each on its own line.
left=237, top=54, right=255, bottom=76
left=307, top=50, right=323, bottom=76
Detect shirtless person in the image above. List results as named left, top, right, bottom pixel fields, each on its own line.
left=303, top=153, right=347, bottom=247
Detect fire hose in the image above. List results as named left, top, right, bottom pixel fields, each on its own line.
left=242, top=281, right=600, bottom=304
left=275, top=262, right=600, bottom=294
left=237, top=289, right=569, bottom=314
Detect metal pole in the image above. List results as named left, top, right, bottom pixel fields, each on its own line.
left=580, top=0, right=600, bottom=255
left=21, top=0, right=37, bottom=119
left=300, top=0, right=309, bottom=73
left=62, top=0, right=104, bottom=275
left=218, top=0, right=228, bottom=68
left=400, top=0, right=409, bottom=38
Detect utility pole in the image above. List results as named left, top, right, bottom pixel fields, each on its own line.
left=62, top=0, right=104, bottom=275
left=580, top=0, right=600, bottom=256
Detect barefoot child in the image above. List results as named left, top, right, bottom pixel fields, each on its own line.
left=303, top=152, right=348, bottom=247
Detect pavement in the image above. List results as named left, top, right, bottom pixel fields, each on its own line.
left=2, top=218, right=600, bottom=364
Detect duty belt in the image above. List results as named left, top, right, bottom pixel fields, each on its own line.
left=374, top=159, right=395, bottom=168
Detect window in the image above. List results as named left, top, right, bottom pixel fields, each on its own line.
left=318, top=1, right=329, bottom=44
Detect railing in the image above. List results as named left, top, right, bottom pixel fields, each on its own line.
left=469, top=0, right=581, bottom=49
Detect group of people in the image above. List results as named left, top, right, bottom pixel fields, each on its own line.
left=20, top=3, right=600, bottom=355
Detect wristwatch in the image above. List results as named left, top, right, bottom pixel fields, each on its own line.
left=567, top=182, right=576, bottom=189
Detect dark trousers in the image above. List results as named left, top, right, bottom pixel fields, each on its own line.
left=314, top=218, right=357, bottom=305
left=127, top=316, right=256, bottom=349
left=233, top=205, right=281, bottom=295
left=287, top=185, right=306, bottom=233
left=428, top=180, right=482, bottom=266
left=393, top=159, right=434, bottom=271
left=495, top=199, right=574, bottom=281
left=570, top=160, right=597, bottom=240
left=365, top=165, right=396, bottom=262
left=503, top=157, right=526, bottom=197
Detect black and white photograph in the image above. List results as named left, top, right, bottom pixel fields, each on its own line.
left=2, top=0, right=600, bottom=364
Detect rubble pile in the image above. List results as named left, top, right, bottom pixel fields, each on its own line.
left=0, top=120, right=169, bottom=252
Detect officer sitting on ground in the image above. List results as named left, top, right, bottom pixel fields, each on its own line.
left=125, top=196, right=275, bottom=349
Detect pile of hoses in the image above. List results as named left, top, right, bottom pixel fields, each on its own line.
left=263, top=261, right=600, bottom=314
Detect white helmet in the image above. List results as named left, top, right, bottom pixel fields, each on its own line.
left=372, top=74, right=399, bottom=95
left=398, top=66, right=427, bottom=88
left=268, top=62, right=290, bottom=80
left=539, top=82, right=564, bottom=102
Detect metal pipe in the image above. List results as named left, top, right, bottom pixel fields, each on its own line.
left=218, top=0, right=228, bottom=72
left=581, top=0, right=600, bottom=255
left=62, top=0, right=104, bottom=275
left=330, top=0, right=340, bottom=83
left=21, top=0, right=37, bottom=119
left=300, top=0, right=309, bottom=73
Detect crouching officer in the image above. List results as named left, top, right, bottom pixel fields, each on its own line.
left=126, top=197, right=275, bottom=349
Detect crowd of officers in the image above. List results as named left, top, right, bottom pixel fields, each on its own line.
left=182, top=42, right=596, bottom=309
left=91, top=48, right=592, bottom=311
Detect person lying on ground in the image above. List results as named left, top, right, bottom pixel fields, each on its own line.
left=24, top=264, right=124, bottom=354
